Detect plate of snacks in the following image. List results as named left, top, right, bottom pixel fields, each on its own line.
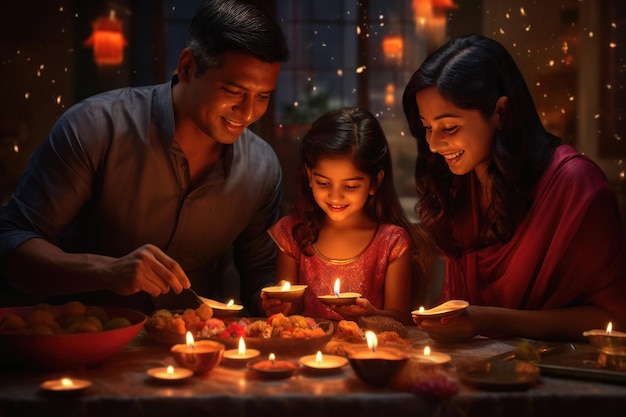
left=322, top=317, right=411, bottom=357
left=145, top=309, right=334, bottom=355
left=144, top=303, right=215, bottom=345
left=209, top=314, right=334, bottom=355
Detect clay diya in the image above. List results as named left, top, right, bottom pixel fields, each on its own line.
left=147, top=365, right=193, bottom=382
left=170, top=331, right=225, bottom=374
left=348, top=331, right=409, bottom=387
left=318, top=278, right=361, bottom=306
left=247, top=353, right=300, bottom=379
left=223, top=336, right=261, bottom=366
left=262, top=282, right=307, bottom=302
left=411, top=300, right=469, bottom=319
left=583, top=322, right=626, bottom=370
left=300, top=350, right=348, bottom=374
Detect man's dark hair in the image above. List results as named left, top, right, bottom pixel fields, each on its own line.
left=185, top=0, right=290, bottom=75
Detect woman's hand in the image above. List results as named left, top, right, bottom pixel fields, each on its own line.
left=414, top=305, right=481, bottom=343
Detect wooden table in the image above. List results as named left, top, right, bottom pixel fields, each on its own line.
left=1, top=327, right=625, bottom=417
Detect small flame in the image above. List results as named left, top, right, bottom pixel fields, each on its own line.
left=186, top=331, right=195, bottom=349
left=334, top=278, right=341, bottom=297
left=316, top=350, right=323, bottom=365
left=365, top=331, right=378, bottom=353
left=281, top=282, right=291, bottom=291
left=269, top=353, right=276, bottom=365
left=424, top=346, right=431, bottom=356
left=238, top=337, right=246, bottom=355
left=166, top=365, right=174, bottom=375
left=607, top=322, right=613, bottom=334
left=61, top=378, right=73, bottom=388
left=418, top=306, right=425, bottom=313
left=227, top=299, right=234, bottom=307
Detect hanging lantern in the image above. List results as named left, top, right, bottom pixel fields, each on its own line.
left=431, top=0, right=456, bottom=9
left=412, top=0, right=457, bottom=51
left=382, top=35, right=404, bottom=57
left=84, top=10, right=127, bottom=66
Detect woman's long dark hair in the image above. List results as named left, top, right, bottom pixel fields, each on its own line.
left=402, top=35, right=560, bottom=257
left=291, top=107, right=434, bottom=305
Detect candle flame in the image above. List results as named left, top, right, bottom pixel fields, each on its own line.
left=61, top=378, right=73, bottom=387
left=334, top=278, right=341, bottom=297
left=365, top=331, right=378, bottom=353
left=166, top=365, right=174, bottom=375
left=418, top=306, right=425, bottom=313
left=281, top=282, right=291, bottom=291
left=186, top=331, right=195, bottom=349
left=227, top=299, right=234, bottom=307
left=269, top=353, right=276, bottom=365
left=424, top=346, right=431, bottom=356
left=316, top=350, right=323, bottom=365
left=238, top=337, right=246, bottom=355
left=607, top=322, right=613, bottom=334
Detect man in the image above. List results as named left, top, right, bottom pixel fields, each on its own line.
left=0, top=0, right=290, bottom=315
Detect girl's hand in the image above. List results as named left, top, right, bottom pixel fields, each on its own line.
left=334, top=297, right=373, bottom=321
left=260, top=291, right=292, bottom=316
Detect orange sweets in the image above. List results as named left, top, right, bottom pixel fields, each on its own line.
left=0, top=301, right=132, bottom=335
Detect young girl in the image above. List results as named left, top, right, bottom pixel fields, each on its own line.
left=262, top=107, right=429, bottom=324
left=403, top=35, right=626, bottom=341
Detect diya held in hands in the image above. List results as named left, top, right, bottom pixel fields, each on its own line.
left=262, top=282, right=307, bottom=302
left=318, top=278, right=362, bottom=306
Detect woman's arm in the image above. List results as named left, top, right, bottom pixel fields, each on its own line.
left=418, top=304, right=616, bottom=343
left=417, top=195, right=626, bottom=341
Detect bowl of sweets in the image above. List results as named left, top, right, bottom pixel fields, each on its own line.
left=0, top=301, right=146, bottom=371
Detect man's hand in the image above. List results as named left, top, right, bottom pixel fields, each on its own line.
left=105, top=244, right=190, bottom=297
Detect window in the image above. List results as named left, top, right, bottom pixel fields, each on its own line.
left=2, top=0, right=624, bottom=226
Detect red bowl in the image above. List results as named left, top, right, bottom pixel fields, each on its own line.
left=0, top=306, right=146, bottom=371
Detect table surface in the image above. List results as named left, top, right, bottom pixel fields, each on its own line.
left=1, top=326, right=625, bottom=417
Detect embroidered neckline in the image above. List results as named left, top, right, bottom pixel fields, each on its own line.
left=312, top=225, right=380, bottom=265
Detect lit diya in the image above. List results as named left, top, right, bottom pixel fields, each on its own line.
left=348, top=331, right=409, bottom=386
left=147, top=365, right=193, bottom=382
left=262, top=282, right=307, bottom=301
left=223, top=336, right=261, bottom=365
left=411, top=300, right=469, bottom=319
left=583, top=322, right=626, bottom=370
left=318, top=278, right=362, bottom=306
left=247, top=353, right=300, bottom=379
left=300, top=350, right=348, bottom=374
left=411, top=346, right=451, bottom=365
left=40, top=377, right=92, bottom=393
left=202, top=298, right=244, bottom=317
left=170, top=331, right=225, bottom=374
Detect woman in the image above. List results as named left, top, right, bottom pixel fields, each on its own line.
left=403, top=34, right=626, bottom=342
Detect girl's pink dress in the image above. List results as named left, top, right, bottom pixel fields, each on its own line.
left=268, top=216, right=410, bottom=320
